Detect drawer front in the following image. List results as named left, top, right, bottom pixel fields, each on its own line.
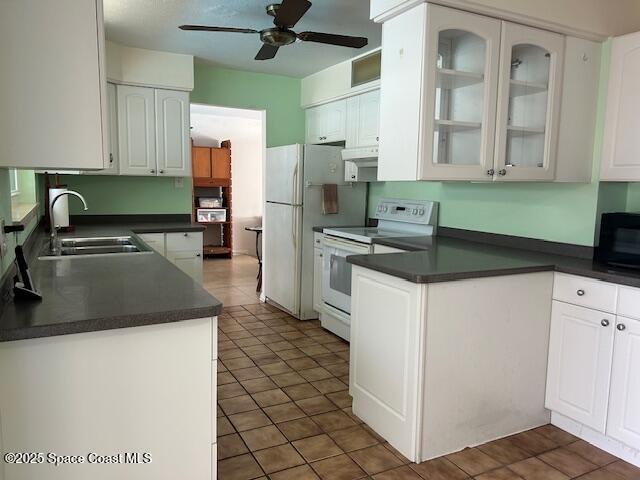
left=314, top=232, right=324, bottom=248
left=553, top=273, right=617, bottom=313
left=618, top=286, right=640, bottom=320
left=166, top=231, right=203, bottom=252
left=373, top=244, right=406, bottom=254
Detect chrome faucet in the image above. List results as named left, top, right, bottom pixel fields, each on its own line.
left=49, top=190, right=88, bottom=254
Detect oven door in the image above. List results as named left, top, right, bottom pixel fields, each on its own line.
left=322, top=236, right=371, bottom=315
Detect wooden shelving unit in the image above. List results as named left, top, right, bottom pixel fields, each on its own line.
left=191, top=140, right=233, bottom=258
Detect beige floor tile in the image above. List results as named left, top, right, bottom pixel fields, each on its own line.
left=312, top=411, right=357, bottom=433
left=311, top=454, right=367, bottom=480
left=269, top=464, right=321, bottom=480
left=372, top=465, right=423, bottom=480
left=228, top=410, right=273, bottom=432
left=446, top=447, right=502, bottom=476
left=277, top=417, right=323, bottom=442
left=253, top=444, right=306, bottom=474
left=251, top=388, right=291, bottom=408
left=507, top=457, right=569, bottom=480
left=240, top=425, right=288, bottom=451
left=348, top=444, right=404, bottom=475
left=537, top=447, right=598, bottom=477
left=329, top=426, right=379, bottom=452
left=218, top=433, right=249, bottom=460
left=217, top=453, right=264, bottom=480
left=565, top=440, right=618, bottom=467
left=409, top=457, right=469, bottom=480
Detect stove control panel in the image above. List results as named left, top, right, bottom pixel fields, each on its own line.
left=374, top=199, right=439, bottom=227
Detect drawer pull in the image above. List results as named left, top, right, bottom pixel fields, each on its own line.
left=617, top=324, right=626, bottom=332
left=601, top=319, right=610, bottom=327
left=576, top=289, right=585, bottom=296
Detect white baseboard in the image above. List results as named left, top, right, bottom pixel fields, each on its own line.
left=551, top=412, right=640, bottom=467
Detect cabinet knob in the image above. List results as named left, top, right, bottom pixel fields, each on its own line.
left=196, top=253, right=201, bottom=257
left=498, top=169, right=507, bottom=176
left=487, top=169, right=495, bottom=176
left=109, top=153, right=114, bottom=164
left=351, top=175, right=356, bottom=180
left=150, top=169, right=156, bottom=174
left=183, top=233, right=188, bottom=237
left=601, top=319, right=610, bottom=327
left=617, top=323, right=627, bottom=331
left=159, top=169, right=165, bottom=174
left=576, top=289, right=585, bottom=296
left=376, top=136, right=379, bottom=141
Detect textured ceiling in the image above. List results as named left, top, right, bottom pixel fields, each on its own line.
left=103, top=0, right=381, bottom=78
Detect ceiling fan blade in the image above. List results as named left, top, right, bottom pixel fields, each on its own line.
left=179, top=25, right=259, bottom=34
left=297, top=31, right=368, bottom=48
left=274, top=0, right=312, bottom=28
left=255, top=44, right=280, bottom=61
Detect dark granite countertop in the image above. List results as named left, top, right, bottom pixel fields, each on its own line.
left=347, top=236, right=640, bottom=288
left=0, top=222, right=222, bottom=342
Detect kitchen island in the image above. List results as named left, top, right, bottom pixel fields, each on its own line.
left=346, top=234, right=640, bottom=464
left=0, top=221, right=222, bottom=480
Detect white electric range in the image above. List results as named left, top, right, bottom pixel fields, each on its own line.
left=320, top=198, right=439, bottom=340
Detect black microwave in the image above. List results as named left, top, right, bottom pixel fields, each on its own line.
left=596, top=213, right=640, bottom=269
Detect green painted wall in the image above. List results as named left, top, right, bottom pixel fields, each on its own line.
left=191, top=63, right=305, bottom=147
left=45, top=175, right=192, bottom=215
left=626, top=184, right=640, bottom=211
left=368, top=42, right=612, bottom=247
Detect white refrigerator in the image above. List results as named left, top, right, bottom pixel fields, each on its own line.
left=264, top=144, right=367, bottom=320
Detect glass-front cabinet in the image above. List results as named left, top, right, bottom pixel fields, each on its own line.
left=494, top=23, right=565, bottom=181
left=422, top=6, right=501, bottom=181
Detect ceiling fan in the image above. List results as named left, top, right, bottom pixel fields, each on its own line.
left=179, top=0, right=368, bottom=60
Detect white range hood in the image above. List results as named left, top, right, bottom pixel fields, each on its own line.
left=341, top=146, right=378, bottom=167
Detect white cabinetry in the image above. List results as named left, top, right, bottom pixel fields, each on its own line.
left=600, top=31, right=640, bottom=181
left=0, top=0, right=107, bottom=170
left=117, top=85, right=191, bottom=177
left=377, top=3, right=596, bottom=183
left=138, top=231, right=203, bottom=283
left=97, top=82, right=119, bottom=175
left=346, top=90, right=380, bottom=148
left=545, top=301, right=615, bottom=432
left=547, top=274, right=640, bottom=456
left=305, top=100, right=347, bottom=144
left=608, top=316, right=640, bottom=449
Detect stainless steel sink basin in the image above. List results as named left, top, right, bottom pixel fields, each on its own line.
left=39, top=236, right=153, bottom=260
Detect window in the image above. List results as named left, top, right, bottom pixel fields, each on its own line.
left=9, top=168, right=19, bottom=196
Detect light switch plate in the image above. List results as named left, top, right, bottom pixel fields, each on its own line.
left=0, top=219, right=6, bottom=259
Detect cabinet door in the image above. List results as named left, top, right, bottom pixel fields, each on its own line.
left=305, top=107, right=322, bottom=144
left=156, top=89, right=191, bottom=177
left=167, top=250, right=203, bottom=283
left=600, top=32, right=640, bottom=181
left=137, top=233, right=166, bottom=256
left=90, top=82, right=119, bottom=175
left=607, top=317, right=640, bottom=449
left=117, top=85, right=157, bottom=176
left=321, top=100, right=347, bottom=143
left=494, top=22, right=564, bottom=181
left=192, top=147, right=212, bottom=178
left=313, top=248, right=324, bottom=313
left=346, top=91, right=380, bottom=149
left=421, top=5, right=501, bottom=181
left=212, top=148, right=231, bottom=180
left=545, top=301, right=615, bottom=432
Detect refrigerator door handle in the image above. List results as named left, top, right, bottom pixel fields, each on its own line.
left=292, top=208, right=297, bottom=246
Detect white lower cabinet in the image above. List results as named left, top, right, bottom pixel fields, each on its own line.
left=138, top=231, right=203, bottom=283
left=547, top=274, right=640, bottom=456
left=545, top=301, right=615, bottom=432
left=607, top=316, right=640, bottom=449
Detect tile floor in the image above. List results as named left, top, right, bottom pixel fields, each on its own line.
left=209, top=256, right=640, bottom=480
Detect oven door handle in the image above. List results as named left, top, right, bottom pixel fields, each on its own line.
left=323, top=236, right=371, bottom=254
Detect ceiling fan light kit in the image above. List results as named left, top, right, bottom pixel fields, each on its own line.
left=178, top=0, right=368, bottom=61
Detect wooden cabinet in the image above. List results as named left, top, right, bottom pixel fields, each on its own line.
left=377, top=3, right=596, bottom=183
left=305, top=100, right=347, bottom=144
left=192, top=146, right=231, bottom=186
left=117, top=85, right=191, bottom=177
left=607, top=316, right=640, bottom=450
left=0, top=0, right=107, bottom=170
left=600, top=31, right=640, bottom=181
left=346, top=90, right=380, bottom=148
left=545, top=301, right=615, bottom=432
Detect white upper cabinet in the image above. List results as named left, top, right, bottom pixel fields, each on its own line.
left=305, top=100, right=347, bottom=144
left=118, top=85, right=157, bottom=176
left=422, top=6, right=501, bottom=181
left=376, top=3, right=598, bottom=183
left=600, top=31, right=640, bottom=181
left=607, top=316, right=640, bottom=450
left=90, top=83, right=119, bottom=176
left=0, top=0, right=107, bottom=170
left=546, top=301, right=615, bottom=433
left=494, top=22, right=564, bottom=181
left=155, top=89, right=191, bottom=177
left=117, top=85, right=191, bottom=177
left=346, top=90, right=381, bottom=148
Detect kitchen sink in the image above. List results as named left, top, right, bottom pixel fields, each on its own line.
left=39, top=236, right=153, bottom=260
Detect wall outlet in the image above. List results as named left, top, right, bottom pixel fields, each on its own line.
left=174, top=178, right=184, bottom=188
left=0, top=219, right=6, bottom=259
